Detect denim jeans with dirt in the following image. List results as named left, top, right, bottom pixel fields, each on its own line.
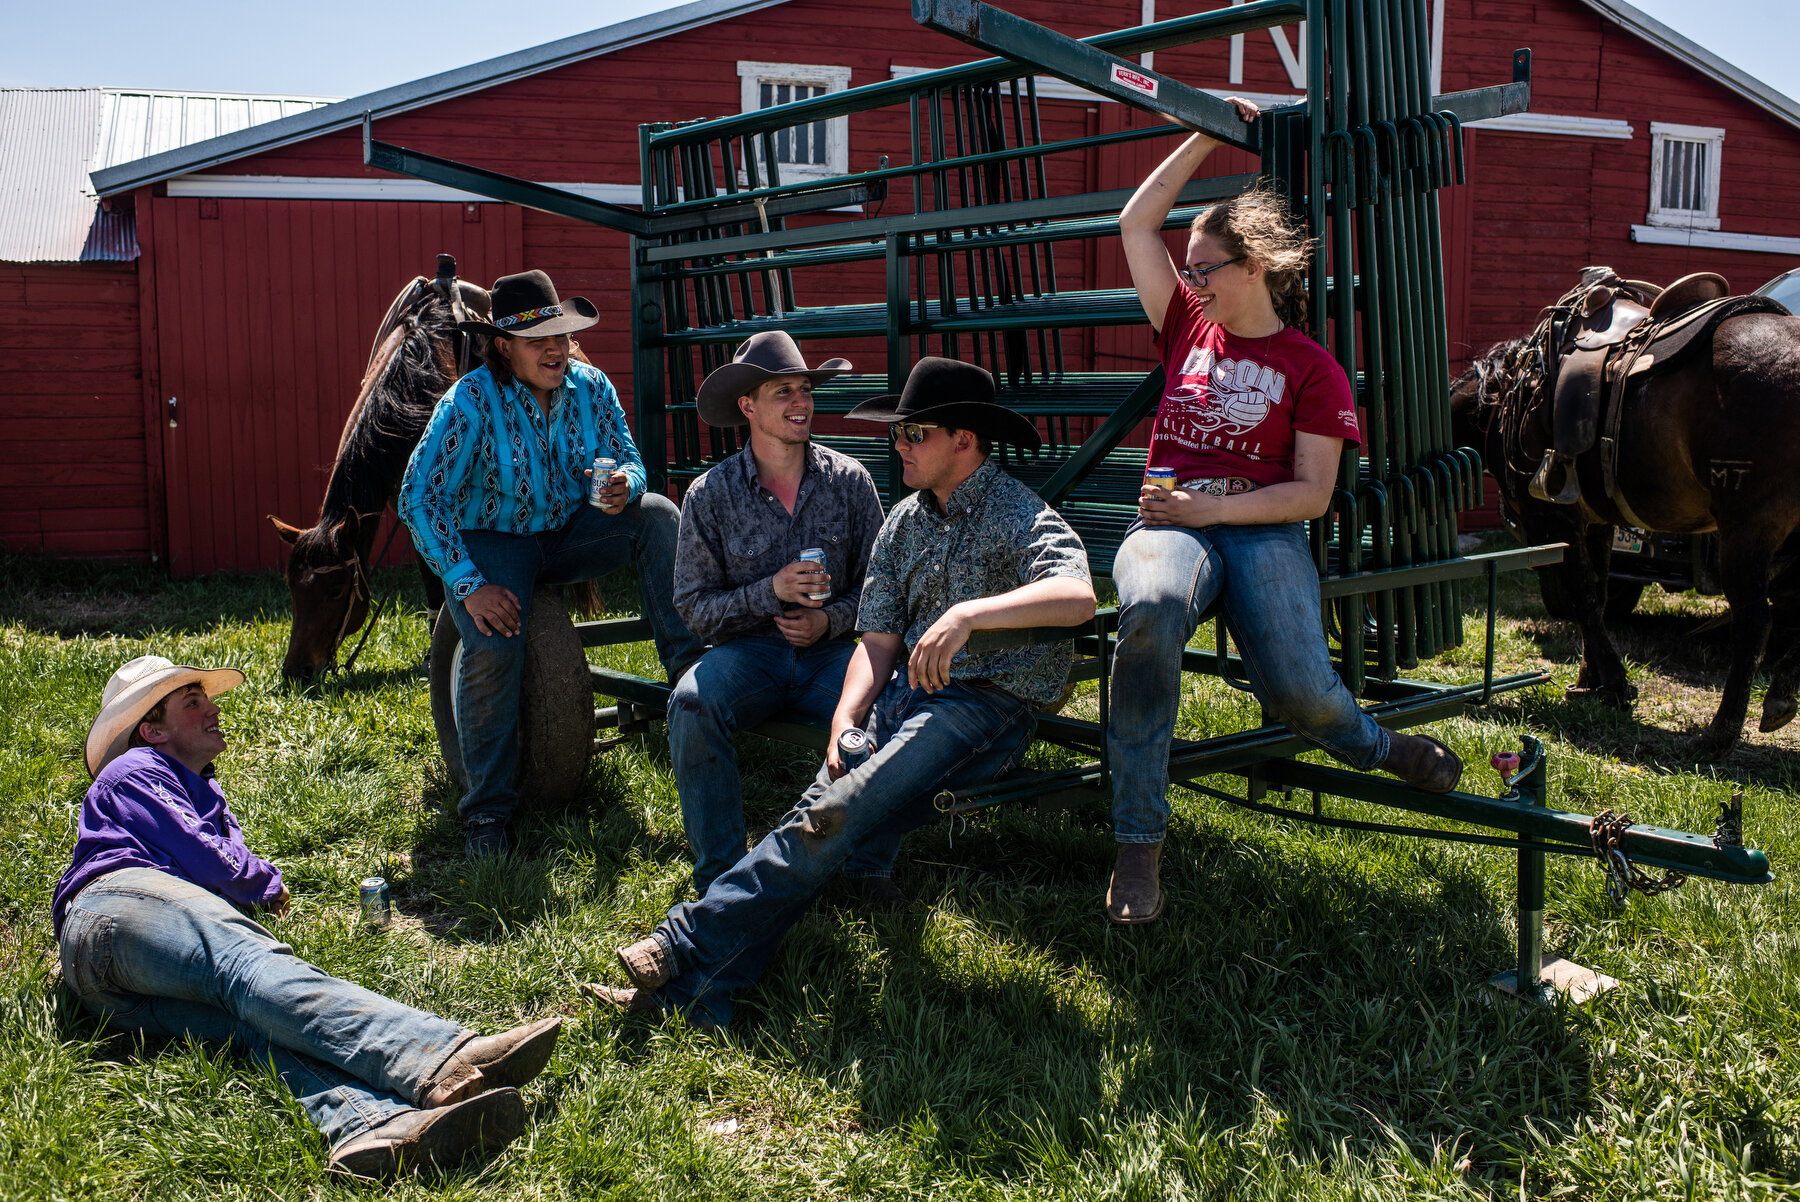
left=448, top=494, right=704, bottom=825
left=652, top=675, right=1036, bottom=1028
left=669, top=634, right=900, bottom=893
left=1107, top=520, right=1388, bottom=843
left=58, top=868, right=473, bottom=1152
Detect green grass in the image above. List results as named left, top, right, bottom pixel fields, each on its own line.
left=3, top=544, right=1800, bottom=1199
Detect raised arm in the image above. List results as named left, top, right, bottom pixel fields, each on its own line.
left=1118, top=99, right=1260, bottom=333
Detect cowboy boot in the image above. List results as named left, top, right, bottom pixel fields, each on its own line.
left=1380, top=731, right=1464, bottom=793
left=616, top=934, right=674, bottom=991
left=326, top=1089, right=524, bottom=1181
left=418, top=1016, right=562, bottom=1109
left=1106, top=842, right=1164, bottom=924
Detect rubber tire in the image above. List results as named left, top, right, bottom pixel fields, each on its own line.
left=428, top=588, right=594, bottom=812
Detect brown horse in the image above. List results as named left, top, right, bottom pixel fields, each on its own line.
left=269, top=265, right=489, bottom=678
left=1451, top=269, right=1800, bottom=753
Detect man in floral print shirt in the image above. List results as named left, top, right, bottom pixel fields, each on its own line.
left=400, top=271, right=703, bottom=858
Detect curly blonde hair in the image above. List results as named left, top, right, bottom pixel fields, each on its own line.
left=1190, top=181, right=1312, bottom=333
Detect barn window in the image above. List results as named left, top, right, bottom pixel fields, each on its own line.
left=1647, top=122, right=1724, bottom=231
left=737, top=62, right=853, bottom=181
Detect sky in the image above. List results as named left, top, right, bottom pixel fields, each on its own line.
left=3, top=0, right=1795, bottom=107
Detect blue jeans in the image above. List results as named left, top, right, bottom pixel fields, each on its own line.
left=57, top=868, right=472, bottom=1151
left=1107, top=521, right=1388, bottom=842
left=654, top=676, right=1036, bottom=1028
left=669, top=635, right=899, bottom=892
left=449, top=494, right=704, bottom=824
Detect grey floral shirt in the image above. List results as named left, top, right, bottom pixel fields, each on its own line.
left=674, top=442, right=885, bottom=644
left=858, top=459, right=1090, bottom=707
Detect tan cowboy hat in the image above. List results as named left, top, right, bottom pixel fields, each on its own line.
left=85, top=655, right=244, bottom=778
left=693, top=331, right=851, bottom=427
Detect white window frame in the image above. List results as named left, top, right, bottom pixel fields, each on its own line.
left=737, top=61, right=853, bottom=182
left=1647, top=121, right=1724, bottom=231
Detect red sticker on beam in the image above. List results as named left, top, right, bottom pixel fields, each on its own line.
left=1110, top=63, right=1159, bottom=98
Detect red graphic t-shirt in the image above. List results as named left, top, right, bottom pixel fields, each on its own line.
left=1149, top=283, right=1361, bottom=487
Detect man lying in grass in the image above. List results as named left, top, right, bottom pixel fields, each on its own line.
left=53, top=655, right=562, bottom=1181
left=586, top=359, right=1096, bottom=1029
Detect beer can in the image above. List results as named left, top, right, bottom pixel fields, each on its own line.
left=359, top=877, right=391, bottom=928
left=837, top=727, right=870, bottom=771
left=1144, top=466, right=1177, bottom=491
left=798, top=546, right=830, bottom=601
left=588, top=456, right=619, bottom=507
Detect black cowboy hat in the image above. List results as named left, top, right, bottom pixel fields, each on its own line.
left=693, top=331, right=851, bottom=427
left=456, top=269, right=598, bottom=338
left=846, top=357, right=1042, bottom=450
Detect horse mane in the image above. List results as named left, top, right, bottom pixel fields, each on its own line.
left=311, top=280, right=466, bottom=546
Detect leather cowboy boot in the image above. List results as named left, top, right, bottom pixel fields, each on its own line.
left=418, top=1016, right=562, bottom=1109
left=1380, top=731, right=1464, bottom=793
left=1106, top=842, right=1164, bottom=924
left=616, top=934, right=674, bottom=990
left=326, top=1089, right=524, bottom=1181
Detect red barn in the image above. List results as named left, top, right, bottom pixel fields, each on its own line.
left=5, top=0, right=1799, bottom=572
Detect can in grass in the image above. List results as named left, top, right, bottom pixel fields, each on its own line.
left=1144, top=466, right=1177, bottom=492
left=588, top=456, right=619, bottom=507
left=798, top=547, right=830, bottom=601
left=359, top=877, right=391, bottom=928
left=837, top=728, right=870, bottom=771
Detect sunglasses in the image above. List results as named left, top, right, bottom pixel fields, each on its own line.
left=1177, top=256, right=1246, bottom=288
left=890, top=422, right=940, bottom=444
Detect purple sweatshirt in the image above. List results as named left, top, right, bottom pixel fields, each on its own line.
left=53, top=747, right=285, bottom=936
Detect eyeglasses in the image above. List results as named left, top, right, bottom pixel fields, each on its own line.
left=1177, top=256, right=1246, bottom=288
left=890, top=422, right=940, bottom=444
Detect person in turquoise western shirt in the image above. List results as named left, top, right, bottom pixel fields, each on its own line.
left=400, top=270, right=703, bottom=858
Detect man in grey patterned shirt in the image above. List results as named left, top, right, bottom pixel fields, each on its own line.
left=589, top=358, right=1095, bottom=1030
left=670, top=332, right=893, bottom=896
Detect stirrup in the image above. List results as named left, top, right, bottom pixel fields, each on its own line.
left=1529, top=451, right=1582, bottom=505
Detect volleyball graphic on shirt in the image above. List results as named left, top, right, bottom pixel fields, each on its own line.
left=1165, top=346, right=1290, bottom=441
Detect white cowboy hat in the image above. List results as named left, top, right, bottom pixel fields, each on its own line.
left=85, top=655, right=244, bottom=778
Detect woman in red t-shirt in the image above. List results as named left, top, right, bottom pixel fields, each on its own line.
left=1103, top=105, right=1464, bottom=925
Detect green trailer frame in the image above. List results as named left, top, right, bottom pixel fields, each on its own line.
left=365, top=0, right=1771, bottom=1002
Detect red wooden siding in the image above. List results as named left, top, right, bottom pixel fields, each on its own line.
left=0, top=261, right=149, bottom=558
left=142, top=194, right=523, bottom=575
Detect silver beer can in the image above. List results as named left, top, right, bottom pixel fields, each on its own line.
left=1144, top=466, right=1177, bottom=491
left=588, top=456, right=619, bottom=507
left=837, top=727, right=870, bottom=771
left=798, top=547, right=830, bottom=601
left=359, top=877, right=391, bottom=927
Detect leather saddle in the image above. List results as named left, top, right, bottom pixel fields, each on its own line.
left=1526, top=270, right=1780, bottom=507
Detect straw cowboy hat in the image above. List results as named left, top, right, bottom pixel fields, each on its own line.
left=456, top=270, right=599, bottom=338
left=846, top=356, right=1042, bottom=450
left=693, top=331, right=851, bottom=427
left=85, top=655, right=244, bottom=778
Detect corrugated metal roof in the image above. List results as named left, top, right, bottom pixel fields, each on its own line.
left=0, top=88, right=110, bottom=262
left=95, top=90, right=338, bottom=173
left=1, top=86, right=336, bottom=263
left=89, top=0, right=791, bottom=196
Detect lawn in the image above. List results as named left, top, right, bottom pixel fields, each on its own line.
left=3, top=545, right=1798, bottom=1200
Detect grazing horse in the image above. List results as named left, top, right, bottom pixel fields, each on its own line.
left=1450, top=268, right=1800, bottom=753
left=269, top=266, right=489, bottom=678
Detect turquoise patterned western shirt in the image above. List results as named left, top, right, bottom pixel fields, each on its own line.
left=399, top=361, right=647, bottom=598
left=857, top=459, right=1091, bottom=707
